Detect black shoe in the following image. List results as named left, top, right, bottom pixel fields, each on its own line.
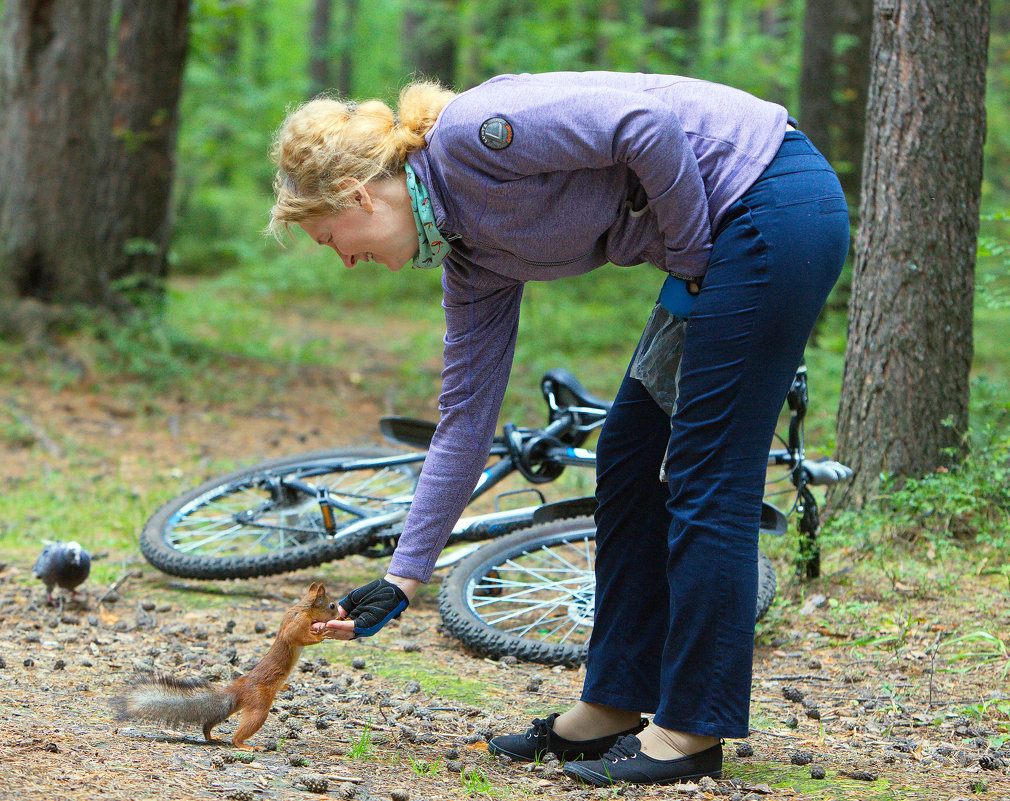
left=563, top=734, right=723, bottom=787
left=488, top=713, right=648, bottom=763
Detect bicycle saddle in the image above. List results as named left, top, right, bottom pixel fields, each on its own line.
left=541, top=369, right=613, bottom=413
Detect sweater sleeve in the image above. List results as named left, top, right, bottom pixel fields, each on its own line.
left=387, top=261, right=524, bottom=582
left=438, top=75, right=713, bottom=277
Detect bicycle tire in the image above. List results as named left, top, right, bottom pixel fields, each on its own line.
left=437, top=517, right=777, bottom=666
left=141, top=447, right=420, bottom=580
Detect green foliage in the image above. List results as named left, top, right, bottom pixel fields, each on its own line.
left=170, top=0, right=814, bottom=278
left=977, top=211, right=1010, bottom=311
left=824, top=384, right=1010, bottom=550
left=74, top=299, right=207, bottom=392
left=173, top=0, right=306, bottom=274
left=984, top=4, right=1010, bottom=208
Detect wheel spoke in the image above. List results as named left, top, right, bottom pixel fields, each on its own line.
left=156, top=453, right=418, bottom=562
left=465, top=534, right=596, bottom=646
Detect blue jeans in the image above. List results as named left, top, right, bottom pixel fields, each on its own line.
left=582, top=132, right=849, bottom=738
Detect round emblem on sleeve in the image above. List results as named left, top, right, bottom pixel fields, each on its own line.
left=479, top=117, right=513, bottom=150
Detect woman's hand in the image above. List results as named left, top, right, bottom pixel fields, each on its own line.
left=311, top=574, right=420, bottom=639
left=382, top=573, right=422, bottom=602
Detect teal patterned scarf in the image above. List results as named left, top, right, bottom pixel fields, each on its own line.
left=404, top=163, right=452, bottom=270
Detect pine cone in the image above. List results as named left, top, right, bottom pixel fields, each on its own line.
left=300, top=775, right=329, bottom=794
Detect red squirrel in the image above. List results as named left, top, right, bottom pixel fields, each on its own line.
left=113, top=582, right=340, bottom=749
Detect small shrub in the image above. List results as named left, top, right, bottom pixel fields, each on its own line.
left=825, top=389, right=1010, bottom=550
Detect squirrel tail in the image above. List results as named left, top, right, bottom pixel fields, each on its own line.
left=113, top=675, right=236, bottom=730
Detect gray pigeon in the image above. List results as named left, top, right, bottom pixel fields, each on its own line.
left=33, top=540, right=91, bottom=603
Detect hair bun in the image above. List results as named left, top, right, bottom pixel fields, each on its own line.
left=268, top=80, right=456, bottom=239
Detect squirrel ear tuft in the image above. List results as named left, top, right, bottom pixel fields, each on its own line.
left=307, top=582, right=319, bottom=593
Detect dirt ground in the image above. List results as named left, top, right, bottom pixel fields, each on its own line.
left=1, top=365, right=1009, bottom=801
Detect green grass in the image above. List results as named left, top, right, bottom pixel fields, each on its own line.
left=165, top=245, right=658, bottom=421
left=348, top=719, right=374, bottom=759
left=324, top=646, right=505, bottom=709
left=407, top=755, right=442, bottom=777
left=460, top=766, right=500, bottom=797
left=728, top=763, right=910, bottom=800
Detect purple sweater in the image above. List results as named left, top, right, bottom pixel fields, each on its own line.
left=391, top=72, right=788, bottom=581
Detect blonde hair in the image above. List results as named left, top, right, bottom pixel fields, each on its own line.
left=268, top=80, right=456, bottom=239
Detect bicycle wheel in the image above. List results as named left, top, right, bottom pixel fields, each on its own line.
left=141, top=448, right=420, bottom=579
left=437, top=517, right=777, bottom=666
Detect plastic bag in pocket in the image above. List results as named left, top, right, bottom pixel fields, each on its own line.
left=629, top=303, right=686, bottom=417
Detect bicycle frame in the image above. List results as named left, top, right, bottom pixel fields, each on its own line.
left=351, top=364, right=843, bottom=575
left=142, top=363, right=847, bottom=583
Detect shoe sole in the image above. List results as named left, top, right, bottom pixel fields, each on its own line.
left=488, top=742, right=599, bottom=764
left=564, top=765, right=722, bottom=787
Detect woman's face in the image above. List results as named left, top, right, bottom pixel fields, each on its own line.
left=300, top=180, right=417, bottom=271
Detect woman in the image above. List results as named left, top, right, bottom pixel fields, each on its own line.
left=273, top=72, right=849, bottom=786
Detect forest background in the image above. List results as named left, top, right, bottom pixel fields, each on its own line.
left=0, top=3, right=1008, bottom=799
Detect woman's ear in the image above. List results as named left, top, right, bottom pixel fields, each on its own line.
left=354, top=188, right=374, bottom=212
left=338, top=177, right=373, bottom=213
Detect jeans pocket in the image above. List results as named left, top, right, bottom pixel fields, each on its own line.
left=817, top=197, right=848, bottom=214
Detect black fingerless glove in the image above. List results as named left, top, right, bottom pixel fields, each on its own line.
left=339, top=578, right=409, bottom=638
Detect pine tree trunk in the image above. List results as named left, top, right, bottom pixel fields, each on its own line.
left=101, top=0, right=190, bottom=298
left=0, top=0, right=113, bottom=311
left=335, top=0, right=358, bottom=96
left=834, top=0, right=873, bottom=203
left=0, top=0, right=189, bottom=321
left=402, top=0, right=457, bottom=87
left=831, top=0, right=989, bottom=509
left=798, top=0, right=836, bottom=157
left=643, top=0, right=700, bottom=72
left=308, top=0, right=333, bottom=97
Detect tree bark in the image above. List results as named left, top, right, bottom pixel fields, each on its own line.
left=101, top=0, right=190, bottom=298
left=831, top=0, right=989, bottom=509
left=0, top=0, right=189, bottom=319
left=798, top=0, right=836, bottom=157
left=0, top=0, right=113, bottom=309
left=834, top=0, right=873, bottom=202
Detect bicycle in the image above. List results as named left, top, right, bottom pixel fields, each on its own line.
left=141, top=364, right=850, bottom=665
